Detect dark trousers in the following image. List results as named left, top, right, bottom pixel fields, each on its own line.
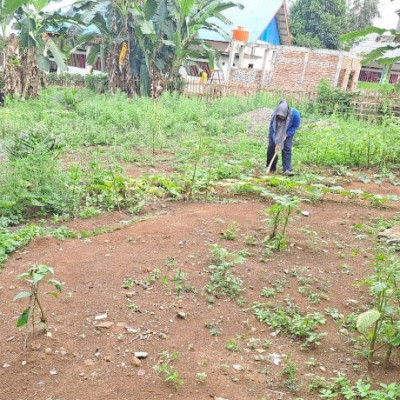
left=266, top=136, right=294, bottom=172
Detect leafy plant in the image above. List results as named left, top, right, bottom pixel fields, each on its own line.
left=122, top=277, right=134, bottom=289
left=226, top=339, right=240, bottom=352
left=261, top=287, right=276, bottom=298
left=222, top=220, right=239, bottom=240
left=204, top=321, right=221, bottom=336
left=253, top=300, right=326, bottom=349
left=245, top=235, right=256, bottom=246
left=5, top=131, right=63, bottom=160
left=264, top=194, right=301, bottom=252
left=0, top=224, right=43, bottom=268
left=319, top=374, right=400, bottom=400
left=14, top=264, right=62, bottom=348
left=315, top=79, right=355, bottom=116
left=356, top=246, right=400, bottom=369
left=172, top=269, right=193, bottom=296
left=196, top=372, right=207, bottom=382
left=282, top=356, right=300, bottom=392
left=204, top=244, right=245, bottom=299
left=145, top=268, right=160, bottom=286
left=154, top=351, right=183, bottom=388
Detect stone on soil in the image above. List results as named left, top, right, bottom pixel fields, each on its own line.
left=134, top=352, right=148, bottom=359
left=97, top=321, right=114, bottom=329
left=379, top=225, right=400, bottom=243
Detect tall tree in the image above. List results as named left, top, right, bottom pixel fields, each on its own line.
left=289, top=0, right=348, bottom=49
left=346, top=0, right=380, bottom=31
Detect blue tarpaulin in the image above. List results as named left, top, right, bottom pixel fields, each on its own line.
left=260, top=17, right=281, bottom=45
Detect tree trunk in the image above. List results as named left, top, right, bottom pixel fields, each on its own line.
left=3, top=36, right=40, bottom=100
left=150, top=70, right=166, bottom=99
left=20, top=47, right=40, bottom=100
left=3, top=35, right=22, bottom=97
left=106, top=41, right=136, bottom=96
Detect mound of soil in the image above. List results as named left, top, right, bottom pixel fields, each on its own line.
left=237, top=108, right=274, bottom=134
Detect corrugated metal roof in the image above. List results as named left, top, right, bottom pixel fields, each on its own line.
left=352, top=33, right=400, bottom=63
left=198, top=0, right=287, bottom=43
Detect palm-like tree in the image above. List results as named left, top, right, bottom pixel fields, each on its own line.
left=156, top=0, right=240, bottom=78
left=109, top=0, right=241, bottom=96
left=2, top=0, right=241, bottom=97
left=2, top=0, right=75, bottom=99
left=70, top=0, right=240, bottom=96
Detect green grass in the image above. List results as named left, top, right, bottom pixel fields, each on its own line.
left=357, top=81, right=397, bottom=92
left=0, top=87, right=399, bottom=230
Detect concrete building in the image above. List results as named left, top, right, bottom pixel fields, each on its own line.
left=352, top=8, right=400, bottom=85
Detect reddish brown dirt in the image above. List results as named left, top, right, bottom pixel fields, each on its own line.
left=1, top=196, right=399, bottom=400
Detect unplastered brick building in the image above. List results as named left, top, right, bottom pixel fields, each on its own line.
left=227, top=44, right=361, bottom=92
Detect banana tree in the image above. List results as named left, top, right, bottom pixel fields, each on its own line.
left=3, top=0, right=71, bottom=99
left=49, top=0, right=111, bottom=72
left=156, top=0, right=241, bottom=80
left=0, top=0, right=29, bottom=71
left=128, top=0, right=241, bottom=96
left=341, top=0, right=400, bottom=85
left=61, top=0, right=241, bottom=97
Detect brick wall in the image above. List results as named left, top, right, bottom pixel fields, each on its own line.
left=229, top=46, right=361, bottom=92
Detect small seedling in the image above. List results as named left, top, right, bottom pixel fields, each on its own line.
left=236, top=297, right=246, bottom=306
left=282, top=356, right=300, bottom=392
left=325, top=308, right=343, bottom=320
left=289, top=267, right=306, bottom=277
left=264, top=194, right=301, bottom=252
left=301, top=225, right=327, bottom=252
left=127, top=301, right=141, bottom=313
left=14, top=264, right=62, bottom=349
left=261, top=287, right=276, bottom=298
left=204, top=322, right=221, bottom=336
left=172, top=269, right=193, bottom=296
left=122, top=277, right=134, bottom=289
left=226, top=339, right=240, bottom=352
left=245, top=235, right=257, bottom=246
left=305, top=357, right=317, bottom=367
left=145, top=268, right=160, bottom=285
left=154, top=351, right=183, bottom=388
left=205, top=245, right=245, bottom=298
left=196, top=372, right=207, bottom=382
left=165, top=256, right=177, bottom=267
left=222, top=221, right=239, bottom=240
left=220, top=362, right=230, bottom=371
left=263, top=339, right=271, bottom=349
left=247, top=337, right=261, bottom=349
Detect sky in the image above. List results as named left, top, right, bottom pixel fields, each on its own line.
left=44, top=0, right=400, bottom=30
left=374, top=0, right=399, bottom=29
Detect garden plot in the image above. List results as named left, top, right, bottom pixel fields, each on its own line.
left=1, top=195, right=400, bottom=400
left=1, top=89, right=400, bottom=399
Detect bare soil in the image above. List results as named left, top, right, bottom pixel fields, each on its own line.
left=1, top=187, right=400, bottom=400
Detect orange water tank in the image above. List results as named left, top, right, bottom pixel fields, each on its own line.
left=232, top=26, right=250, bottom=43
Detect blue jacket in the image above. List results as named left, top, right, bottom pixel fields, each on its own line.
left=269, top=108, right=301, bottom=141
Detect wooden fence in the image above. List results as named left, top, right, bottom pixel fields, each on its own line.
left=183, top=78, right=400, bottom=120
left=183, top=77, right=259, bottom=100
left=42, top=72, right=400, bottom=120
